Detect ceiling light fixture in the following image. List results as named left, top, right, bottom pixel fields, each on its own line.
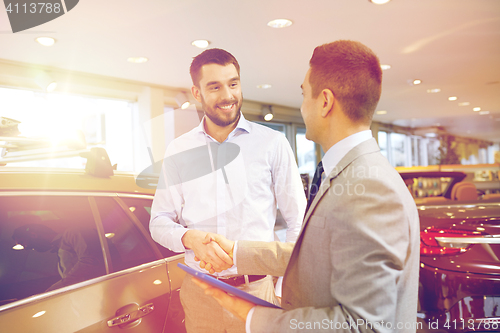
left=448, top=96, right=458, bottom=101
left=175, top=92, right=191, bottom=110
left=35, top=71, right=57, bottom=92
left=127, top=57, right=148, bottom=63
left=262, top=105, right=274, bottom=121
left=376, top=110, right=387, bottom=115
left=458, top=102, right=470, bottom=106
left=380, top=64, right=391, bottom=70
left=473, top=107, right=481, bottom=112
left=267, top=19, right=293, bottom=28
left=35, top=36, right=55, bottom=46
left=369, top=0, right=391, bottom=4
left=426, top=88, right=441, bottom=93
left=191, top=40, right=210, bottom=48
left=412, top=79, right=422, bottom=85
left=479, top=111, right=490, bottom=115
left=257, top=84, right=272, bottom=89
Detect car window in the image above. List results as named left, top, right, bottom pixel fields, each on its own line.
left=406, top=176, right=453, bottom=198
left=119, top=197, right=180, bottom=258
left=0, top=195, right=105, bottom=306
left=94, top=197, right=157, bottom=272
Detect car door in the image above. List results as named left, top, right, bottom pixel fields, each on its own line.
left=118, top=195, right=186, bottom=331
left=0, top=192, right=173, bottom=333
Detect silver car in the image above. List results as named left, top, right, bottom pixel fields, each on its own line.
left=0, top=164, right=186, bottom=333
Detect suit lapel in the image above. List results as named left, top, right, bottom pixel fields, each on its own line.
left=282, top=138, right=381, bottom=306
left=300, top=138, right=381, bottom=237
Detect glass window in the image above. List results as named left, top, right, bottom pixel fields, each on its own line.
left=94, top=197, right=157, bottom=272
left=0, top=87, right=134, bottom=171
left=119, top=197, right=180, bottom=258
left=411, top=136, right=420, bottom=167
left=408, top=177, right=453, bottom=198
left=296, top=127, right=316, bottom=181
left=0, top=195, right=105, bottom=306
left=378, top=131, right=388, bottom=159
left=390, top=133, right=407, bottom=167
left=256, top=122, right=286, bottom=135
left=427, top=138, right=440, bottom=165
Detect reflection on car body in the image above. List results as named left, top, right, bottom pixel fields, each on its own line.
left=401, top=171, right=500, bottom=332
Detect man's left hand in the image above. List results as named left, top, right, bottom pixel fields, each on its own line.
left=191, top=277, right=254, bottom=322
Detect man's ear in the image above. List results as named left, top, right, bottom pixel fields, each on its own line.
left=320, top=89, right=335, bottom=118
left=191, top=85, right=202, bottom=103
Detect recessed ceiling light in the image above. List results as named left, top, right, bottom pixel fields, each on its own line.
left=267, top=19, right=293, bottom=28
left=376, top=110, right=387, bottom=115
left=458, top=102, right=470, bottom=106
left=369, top=0, right=391, bottom=4
left=426, top=88, right=441, bottom=93
left=257, top=84, right=272, bottom=89
left=35, top=37, right=55, bottom=46
left=127, top=57, right=148, bottom=63
left=448, top=96, right=458, bottom=101
left=412, top=79, right=422, bottom=85
left=380, top=64, right=391, bottom=70
left=192, top=40, right=210, bottom=48
left=479, top=111, right=490, bottom=115
left=473, top=107, right=481, bottom=112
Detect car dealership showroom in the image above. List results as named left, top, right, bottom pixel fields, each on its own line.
left=1, top=1, right=499, bottom=332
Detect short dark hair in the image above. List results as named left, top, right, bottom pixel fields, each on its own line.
left=309, top=40, right=382, bottom=124
left=190, top=48, right=240, bottom=87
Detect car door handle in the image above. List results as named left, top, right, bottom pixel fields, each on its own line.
left=107, top=303, right=155, bottom=327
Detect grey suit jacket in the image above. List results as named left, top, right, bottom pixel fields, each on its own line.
left=237, top=138, right=420, bottom=333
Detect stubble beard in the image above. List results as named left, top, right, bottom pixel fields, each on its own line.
left=202, top=96, right=243, bottom=128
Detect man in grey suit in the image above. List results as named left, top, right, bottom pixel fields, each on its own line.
left=194, top=40, right=420, bottom=333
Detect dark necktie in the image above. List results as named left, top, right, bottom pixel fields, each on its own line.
left=307, top=161, right=324, bottom=211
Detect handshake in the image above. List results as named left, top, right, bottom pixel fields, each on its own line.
left=182, top=230, right=236, bottom=274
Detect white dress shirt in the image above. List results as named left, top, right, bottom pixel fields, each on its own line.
left=150, top=114, right=306, bottom=277
left=322, top=130, right=373, bottom=178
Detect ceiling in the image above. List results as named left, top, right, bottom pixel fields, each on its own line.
left=1, top=0, right=499, bottom=142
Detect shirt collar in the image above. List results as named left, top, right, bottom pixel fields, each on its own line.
left=196, top=112, right=251, bottom=140
left=322, top=130, right=373, bottom=177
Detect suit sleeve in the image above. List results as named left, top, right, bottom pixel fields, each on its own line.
left=236, top=240, right=294, bottom=277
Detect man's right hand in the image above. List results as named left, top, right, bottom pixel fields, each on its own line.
left=198, top=234, right=235, bottom=274
left=181, top=230, right=233, bottom=273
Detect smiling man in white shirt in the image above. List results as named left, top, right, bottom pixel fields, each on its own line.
left=150, top=48, right=306, bottom=333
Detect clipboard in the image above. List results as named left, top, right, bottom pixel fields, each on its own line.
left=177, top=263, right=281, bottom=309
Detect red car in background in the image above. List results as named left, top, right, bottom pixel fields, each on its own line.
left=400, top=171, right=500, bottom=332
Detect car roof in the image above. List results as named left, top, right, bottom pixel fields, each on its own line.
left=0, top=167, right=156, bottom=196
